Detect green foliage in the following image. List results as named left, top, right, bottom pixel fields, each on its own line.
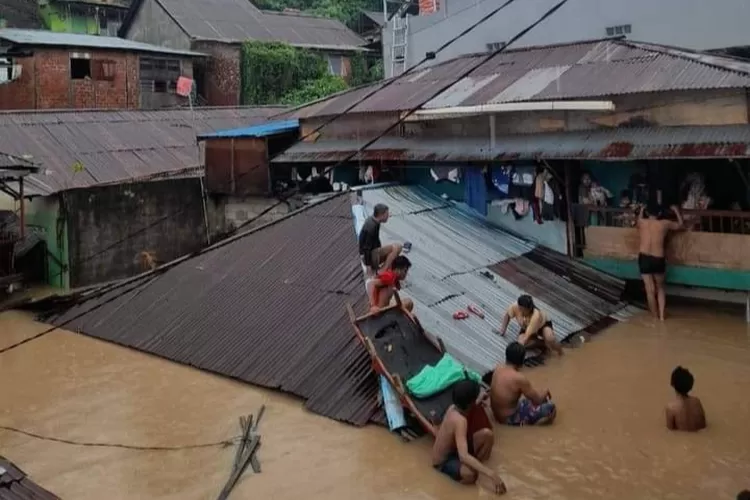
left=240, top=41, right=331, bottom=105
left=350, top=53, right=384, bottom=87
left=253, top=0, right=382, bottom=24
left=280, top=73, right=349, bottom=105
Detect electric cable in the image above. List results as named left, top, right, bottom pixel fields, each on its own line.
left=44, top=0, right=527, bottom=282
left=0, top=424, right=239, bottom=451
left=11, top=0, right=571, bottom=354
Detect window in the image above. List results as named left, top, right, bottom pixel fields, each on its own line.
left=98, top=12, right=107, bottom=30
left=487, top=41, right=505, bottom=52
left=605, top=24, right=632, bottom=37
left=154, top=80, right=168, bottom=93
left=327, top=55, right=343, bottom=76
left=70, top=57, right=91, bottom=79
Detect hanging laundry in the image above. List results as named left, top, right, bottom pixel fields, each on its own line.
left=463, top=166, right=488, bottom=216
left=431, top=166, right=460, bottom=183
left=491, top=165, right=513, bottom=195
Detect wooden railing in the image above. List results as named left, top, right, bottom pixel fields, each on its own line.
left=578, top=205, right=750, bottom=235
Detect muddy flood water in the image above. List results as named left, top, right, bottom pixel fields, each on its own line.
left=1, top=306, right=749, bottom=500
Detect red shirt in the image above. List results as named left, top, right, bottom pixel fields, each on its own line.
left=377, top=269, right=401, bottom=289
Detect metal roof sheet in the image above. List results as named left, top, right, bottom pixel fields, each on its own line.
left=293, top=38, right=750, bottom=118
left=122, top=0, right=366, bottom=49
left=0, top=106, right=286, bottom=196
left=45, top=193, right=380, bottom=426
left=272, top=125, right=750, bottom=163
left=0, top=28, right=205, bottom=57
left=357, top=185, right=628, bottom=374
left=0, top=456, right=60, bottom=500
left=198, top=119, right=299, bottom=140
left=0, top=151, right=36, bottom=171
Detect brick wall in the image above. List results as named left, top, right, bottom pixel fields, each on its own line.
left=192, top=41, right=241, bottom=106
left=0, top=48, right=139, bottom=110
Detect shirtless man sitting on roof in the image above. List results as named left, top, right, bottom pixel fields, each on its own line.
left=496, top=295, right=563, bottom=356
left=489, top=342, right=557, bottom=426
left=368, top=255, right=414, bottom=314
left=637, top=203, right=684, bottom=321
left=432, top=379, right=506, bottom=495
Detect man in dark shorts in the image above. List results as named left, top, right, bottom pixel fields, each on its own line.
left=637, top=203, right=683, bottom=320
left=488, top=342, right=557, bottom=426
left=496, top=294, right=563, bottom=356
left=431, top=379, right=505, bottom=495
left=358, top=203, right=402, bottom=277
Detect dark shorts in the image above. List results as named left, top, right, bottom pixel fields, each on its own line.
left=361, top=248, right=382, bottom=272
left=505, top=397, right=556, bottom=426
left=638, top=253, right=666, bottom=275
left=520, top=320, right=553, bottom=340
left=435, top=441, right=474, bottom=482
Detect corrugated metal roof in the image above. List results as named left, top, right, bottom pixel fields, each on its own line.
left=0, top=106, right=286, bottom=196
left=357, top=185, right=628, bottom=374
left=45, top=193, right=380, bottom=426
left=0, top=28, right=205, bottom=57
left=273, top=125, right=750, bottom=163
left=293, top=38, right=750, bottom=118
left=123, top=0, right=366, bottom=50
left=198, top=119, right=299, bottom=140
left=0, top=456, right=60, bottom=500
left=0, top=151, right=37, bottom=171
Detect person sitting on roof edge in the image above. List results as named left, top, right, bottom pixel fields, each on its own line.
left=488, top=342, right=557, bottom=427
left=368, top=255, right=413, bottom=314
left=496, top=295, right=563, bottom=356
left=358, top=203, right=403, bottom=277
left=432, top=379, right=506, bottom=495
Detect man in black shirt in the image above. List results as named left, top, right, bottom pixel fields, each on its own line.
left=359, top=203, right=402, bottom=276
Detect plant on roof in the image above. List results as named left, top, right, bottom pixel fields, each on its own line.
left=252, top=0, right=382, bottom=24
left=240, top=40, right=350, bottom=106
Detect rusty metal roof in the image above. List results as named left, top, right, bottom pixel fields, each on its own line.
left=0, top=106, right=286, bottom=196
left=0, top=456, right=60, bottom=500
left=44, top=193, right=380, bottom=426
left=293, top=38, right=750, bottom=118
left=121, top=0, right=366, bottom=50
left=355, top=185, right=631, bottom=373
left=273, top=124, right=750, bottom=162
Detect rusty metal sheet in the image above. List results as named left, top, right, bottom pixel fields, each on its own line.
left=292, top=38, right=750, bottom=118
left=0, top=107, right=286, bottom=196
left=45, top=194, right=380, bottom=426
left=0, top=457, right=60, bottom=500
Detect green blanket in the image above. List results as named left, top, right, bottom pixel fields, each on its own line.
left=406, top=353, right=481, bottom=399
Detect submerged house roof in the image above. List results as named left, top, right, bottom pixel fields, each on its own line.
left=0, top=456, right=60, bottom=500
left=0, top=28, right=206, bottom=57
left=0, top=106, right=286, bottom=196
left=355, top=185, right=634, bottom=373
left=292, top=37, right=750, bottom=118
left=119, top=0, right=366, bottom=51
left=45, top=193, right=381, bottom=426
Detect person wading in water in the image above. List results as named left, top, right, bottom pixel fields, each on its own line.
left=637, top=203, right=684, bottom=321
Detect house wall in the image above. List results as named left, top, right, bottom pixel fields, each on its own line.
left=383, top=0, right=750, bottom=76
left=204, top=137, right=272, bottom=196
left=64, top=178, right=225, bottom=288
left=138, top=56, right=194, bottom=109
left=26, top=195, right=69, bottom=289
left=224, top=196, right=290, bottom=231
left=120, top=0, right=192, bottom=51
left=191, top=42, right=241, bottom=106
left=0, top=48, right=139, bottom=110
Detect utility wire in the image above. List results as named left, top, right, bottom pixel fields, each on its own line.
left=44, top=0, right=526, bottom=282
left=0, top=424, right=239, bottom=451
left=10, top=0, right=571, bottom=354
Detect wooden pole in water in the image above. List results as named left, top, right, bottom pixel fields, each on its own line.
left=563, top=161, right=576, bottom=258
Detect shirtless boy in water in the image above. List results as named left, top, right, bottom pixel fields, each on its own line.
left=489, top=342, right=557, bottom=426
left=432, top=379, right=506, bottom=495
left=666, top=366, right=706, bottom=432
left=496, top=295, right=563, bottom=356
left=637, top=203, right=684, bottom=320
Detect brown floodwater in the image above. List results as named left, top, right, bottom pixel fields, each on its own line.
left=0, top=306, right=749, bottom=500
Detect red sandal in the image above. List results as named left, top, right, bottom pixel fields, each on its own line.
left=467, top=304, right=485, bottom=319
left=453, top=311, right=469, bottom=320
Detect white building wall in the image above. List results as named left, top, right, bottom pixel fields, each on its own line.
left=383, top=0, right=750, bottom=77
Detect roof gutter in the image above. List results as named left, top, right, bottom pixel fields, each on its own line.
left=405, top=101, right=615, bottom=121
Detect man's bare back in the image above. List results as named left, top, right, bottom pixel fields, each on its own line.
left=489, top=366, right=527, bottom=420
left=666, top=396, right=706, bottom=432
left=637, top=217, right=672, bottom=257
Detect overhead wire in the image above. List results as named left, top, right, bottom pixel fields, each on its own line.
left=44, top=0, right=527, bottom=282
left=6, top=0, right=571, bottom=355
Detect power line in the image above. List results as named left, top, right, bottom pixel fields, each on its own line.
left=16, top=0, right=571, bottom=351
left=44, top=0, right=529, bottom=280
left=0, top=424, right=239, bottom=451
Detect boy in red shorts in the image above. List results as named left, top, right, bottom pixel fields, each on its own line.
left=368, top=255, right=413, bottom=313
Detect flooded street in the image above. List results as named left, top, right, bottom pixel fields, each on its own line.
left=1, top=306, right=748, bottom=499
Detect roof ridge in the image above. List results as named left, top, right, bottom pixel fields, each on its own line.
left=616, top=39, right=750, bottom=77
